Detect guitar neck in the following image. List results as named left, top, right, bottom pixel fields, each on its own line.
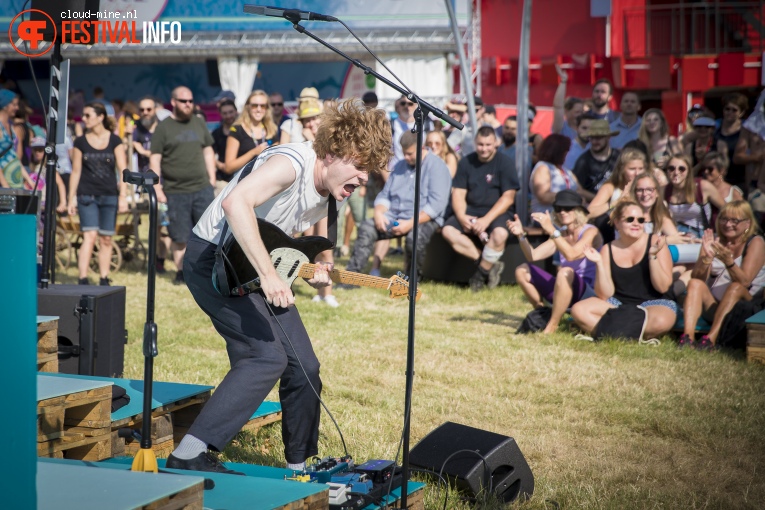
left=298, top=264, right=394, bottom=290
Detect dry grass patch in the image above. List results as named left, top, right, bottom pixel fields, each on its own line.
left=52, top=244, right=765, bottom=509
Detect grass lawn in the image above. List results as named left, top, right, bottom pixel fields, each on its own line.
left=54, top=234, right=765, bottom=509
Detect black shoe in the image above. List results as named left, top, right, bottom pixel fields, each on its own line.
left=174, top=270, right=185, bottom=285
left=78, top=277, right=90, bottom=285
left=469, top=272, right=486, bottom=292
left=166, top=452, right=245, bottom=475
left=155, top=259, right=167, bottom=275
left=99, top=277, right=111, bottom=286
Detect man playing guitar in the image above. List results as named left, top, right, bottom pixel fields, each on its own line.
left=167, top=100, right=392, bottom=474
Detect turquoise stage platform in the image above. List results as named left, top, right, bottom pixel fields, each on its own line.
left=38, top=459, right=205, bottom=509
left=104, top=456, right=426, bottom=510
left=40, top=372, right=282, bottom=425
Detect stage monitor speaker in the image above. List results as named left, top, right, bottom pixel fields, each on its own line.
left=38, top=284, right=126, bottom=377
left=409, top=421, right=534, bottom=503
left=30, top=0, right=100, bottom=43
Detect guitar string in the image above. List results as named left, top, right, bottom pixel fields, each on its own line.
left=263, top=299, right=349, bottom=459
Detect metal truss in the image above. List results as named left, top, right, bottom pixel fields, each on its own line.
left=1, top=27, right=465, bottom=63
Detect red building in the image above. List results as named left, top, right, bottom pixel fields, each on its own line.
left=476, top=0, right=764, bottom=134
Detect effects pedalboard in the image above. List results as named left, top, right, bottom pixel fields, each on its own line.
left=285, top=456, right=402, bottom=509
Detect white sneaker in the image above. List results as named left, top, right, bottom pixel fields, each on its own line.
left=311, top=295, right=322, bottom=303
left=322, top=295, right=340, bottom=308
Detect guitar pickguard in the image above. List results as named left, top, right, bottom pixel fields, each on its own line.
left=270, top=247, right=310, bottom=288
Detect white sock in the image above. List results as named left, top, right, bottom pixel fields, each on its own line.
left=287, top=461, right=306, bottom=471
left=172, top=434, right=207, bottom=460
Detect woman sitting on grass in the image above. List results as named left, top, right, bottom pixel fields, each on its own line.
left=508, top=190, right=602, bottom=334
left=699, top=151, right=743, bottom=204
left=588, top=148, right=648, bottom=220
left=629, top=171, right=693, bottom=244
left=679, top=201, right=765, bottom=350
left=571, top=200, right=677, bottom=338
left=664, top=154, right=725, bottom=239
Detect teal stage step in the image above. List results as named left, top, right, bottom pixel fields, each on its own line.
left=103, top=456, right=426, bottom=510
left=40, top=372, right=281, bottom=424
left=38, top=459, right=205, bottom=510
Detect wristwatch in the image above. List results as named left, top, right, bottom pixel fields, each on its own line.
left=551, top=230, right=562, bottom=239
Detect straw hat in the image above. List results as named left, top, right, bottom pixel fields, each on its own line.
left=298, top=98, right=321, bottom=120
left=586, top=119, right=620, bottom=138
left=299, top=87, right=320, bottom=100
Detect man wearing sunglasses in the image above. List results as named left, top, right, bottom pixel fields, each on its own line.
left=390, top=94, right=420, bottom=170
left=150, top=86, right=217, bottom=285
left=133, top=96, right=159, bottom=173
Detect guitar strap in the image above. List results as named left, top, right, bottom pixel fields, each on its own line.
left=214, top=148, right=338, bottom=296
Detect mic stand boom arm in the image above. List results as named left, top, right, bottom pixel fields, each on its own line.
left=287, top=22, right=463, bottom=509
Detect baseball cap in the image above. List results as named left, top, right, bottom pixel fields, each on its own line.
left=30, top=136, right=46, bottom=148
left=213, top=90, right=236, bottom=103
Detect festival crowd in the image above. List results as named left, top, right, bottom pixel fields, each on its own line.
left=1, top=72, right=764, bottom=350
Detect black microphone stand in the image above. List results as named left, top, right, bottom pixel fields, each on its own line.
left=283, top=15, right=463, bottom=508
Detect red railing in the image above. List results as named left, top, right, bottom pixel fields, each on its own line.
left=624, top=1, right=764, bottom=58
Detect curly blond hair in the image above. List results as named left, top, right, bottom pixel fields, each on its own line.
left=313, top=99, right=392, bottom=174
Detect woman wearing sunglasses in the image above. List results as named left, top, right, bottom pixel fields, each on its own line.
left=664, top=154, right=725, bottom=239
left=508, top=190, right=602, bottom=334
left=224, top=90, right=278, bottom=174
left=571, top=200, right=677, bottom=338
left=700, top=151, right=743, bottom=204
left=680, top=201, right=765, bottom=350
left=68, top=102, right=128, bottom=285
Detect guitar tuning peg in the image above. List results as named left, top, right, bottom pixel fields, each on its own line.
left=397, top=271, right=404, bottom=278
left=404, top=275, right=409, bottom=281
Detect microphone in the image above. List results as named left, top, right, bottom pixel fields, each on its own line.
left=243, top=5, right=337, bottom=22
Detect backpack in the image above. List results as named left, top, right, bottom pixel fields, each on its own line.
left=593, top=304, right=648, bottom=341
left=517, top=306, right=552, bottom=334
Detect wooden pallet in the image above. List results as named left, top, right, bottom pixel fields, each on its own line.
left=37, top=316, right=59, bottom=373
left=38, top=384, right=112, bottom=460
left=746, top=311, right=765, bottom=364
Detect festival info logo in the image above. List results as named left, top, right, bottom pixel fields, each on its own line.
left=9, top=3, right=180, bottom=57
left=8, top=9, right=56, bottom=57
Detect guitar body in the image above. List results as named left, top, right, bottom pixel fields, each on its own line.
left=220, top=219, right=334, bottom=294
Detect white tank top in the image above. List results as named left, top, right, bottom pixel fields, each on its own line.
left=193, top=142, right=330, bottom=244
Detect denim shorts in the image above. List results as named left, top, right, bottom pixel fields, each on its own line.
left=78, top=194, right=118, bottom=236
left=606, top=296, right=679, bottom=314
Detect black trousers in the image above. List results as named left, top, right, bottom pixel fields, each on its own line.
left=183, top=234, right=321, bottom=463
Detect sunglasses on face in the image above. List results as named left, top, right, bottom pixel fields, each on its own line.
left=719, top=216, right=748, bottom=226
left=271, top=102, right=283, bottom=107
left=175, top=98, right=193, bottom=104
left=553, top=206, right=575, bottom=213
left=140, top=108, right=154, bottom=112
left=399, top=101, right=416, bottom=107
left=82, top=113, right=93, bottom=118
left=667, top=165, right=688, bottom=173
left=623, top=216, right=646, bottom=224
left=249, top=103, right=267, bottom=109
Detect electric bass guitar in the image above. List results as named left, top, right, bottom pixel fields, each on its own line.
left=214, top=219, right=421, bottom=301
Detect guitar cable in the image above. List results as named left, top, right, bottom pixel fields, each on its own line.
left=263, top=299, right=349, bottom=460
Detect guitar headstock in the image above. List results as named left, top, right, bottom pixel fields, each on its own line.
left=388, top=273, right=422, bottom=301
